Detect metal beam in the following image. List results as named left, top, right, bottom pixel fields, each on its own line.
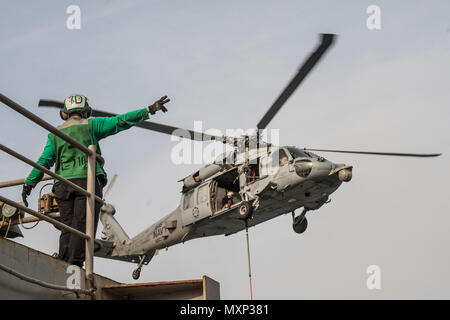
left=85, top=145, right=96, bottom=293
left=0, top=175, right=53, bottom=189
left=0, top=143, right=104, bottom=205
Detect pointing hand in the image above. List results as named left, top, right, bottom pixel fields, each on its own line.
left=147, top=96, right=170, bottom=115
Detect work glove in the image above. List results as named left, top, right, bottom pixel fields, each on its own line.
left=147, top=96, right=170, bottom=115
left=22, top=184, right=33, bottom=207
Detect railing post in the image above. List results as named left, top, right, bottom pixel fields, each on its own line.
left=85, top=145, right=96, bottom=295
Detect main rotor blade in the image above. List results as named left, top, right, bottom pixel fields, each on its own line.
left=304, top=148, right=441, bottom=158
left=38, top=100, right=223, bottom=142
left=38, top=99, right=64, bottom=108
left=257, top=33, right=336, bottom=130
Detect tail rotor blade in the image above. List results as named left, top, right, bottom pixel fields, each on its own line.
left=103, top=174, right=118, bottom=201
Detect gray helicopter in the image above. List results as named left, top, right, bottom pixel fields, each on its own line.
left=37, top=34, right=441, bottom=279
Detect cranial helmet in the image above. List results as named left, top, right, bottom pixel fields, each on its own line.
left=60, top=94, right=92, bottom=120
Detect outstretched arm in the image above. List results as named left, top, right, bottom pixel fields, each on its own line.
left=94, top=96, right=170, bottom=141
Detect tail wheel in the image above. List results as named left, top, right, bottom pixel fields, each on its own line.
left=132, top=268, right=141, bottom=280
left=238, top=201, right=253, bottom=220
left=293, top=217, right=308, bottom=234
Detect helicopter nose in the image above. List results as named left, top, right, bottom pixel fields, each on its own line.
left=330, top=164, right=353, bottom=182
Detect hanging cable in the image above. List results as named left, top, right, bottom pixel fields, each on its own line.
left=245, top=220, right=254, bottom=300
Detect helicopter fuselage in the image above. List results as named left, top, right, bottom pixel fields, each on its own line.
left=96, top=146, right=352, bottom=264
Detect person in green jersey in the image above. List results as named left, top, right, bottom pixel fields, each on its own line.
left=22, top=94, right=170, bottom=267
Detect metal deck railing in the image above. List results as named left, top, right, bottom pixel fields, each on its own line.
left=0, top=93, right=105, bottom=296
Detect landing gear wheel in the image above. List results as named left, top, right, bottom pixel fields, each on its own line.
left=132, top=255, right=146, bottom=280
left=293, top=216, right=308, bottom=234
left=132, top=268, right=141, bottom=280
left=238, top=201, right=253, bottom=220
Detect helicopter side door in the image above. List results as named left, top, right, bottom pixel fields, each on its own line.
left=181, top=182, right=213, bottom=227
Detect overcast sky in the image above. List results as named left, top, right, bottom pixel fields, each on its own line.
left=1, top=0, right=449, bottom=299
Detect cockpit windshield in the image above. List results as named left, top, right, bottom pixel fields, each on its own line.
left=286, top=147, right=311, bottom=159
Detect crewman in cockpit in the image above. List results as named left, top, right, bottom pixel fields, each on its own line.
left=280, top=155, right=289, bottom=166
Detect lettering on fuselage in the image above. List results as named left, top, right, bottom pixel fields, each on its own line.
left=152, top=222, right=164, bottom=240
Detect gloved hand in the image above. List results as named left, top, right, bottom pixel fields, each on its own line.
left=147, top=96, right=170, bottom=115
left=22, top=184, right=33, bottom=207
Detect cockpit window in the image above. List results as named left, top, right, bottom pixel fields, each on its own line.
left=271, top=149, right=289, bottom=167
left=287, top=147, right=311, bottom=159
left=260, top=149, right=288, bottom=176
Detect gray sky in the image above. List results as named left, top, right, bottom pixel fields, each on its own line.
left=1, top=0, right=449, bottom=299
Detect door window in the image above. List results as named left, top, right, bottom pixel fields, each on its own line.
left=183, top=190, right=195, bottom=210
left=197, top=184, right=209, bottom=204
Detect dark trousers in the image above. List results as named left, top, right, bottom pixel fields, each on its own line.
left=53, top=176, right=105, bottom=267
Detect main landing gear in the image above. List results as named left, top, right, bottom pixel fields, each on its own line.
left=292, top=208, right=308, bottom=234
left=238, top=201, right=253, bottom=220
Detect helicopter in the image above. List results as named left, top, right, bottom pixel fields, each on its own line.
left=36, top=34, right=441, bottom=279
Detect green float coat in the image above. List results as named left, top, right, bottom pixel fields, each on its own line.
left=25, top=108, right=149, bottom=187
left=49, top=118, right=105, bottom=180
